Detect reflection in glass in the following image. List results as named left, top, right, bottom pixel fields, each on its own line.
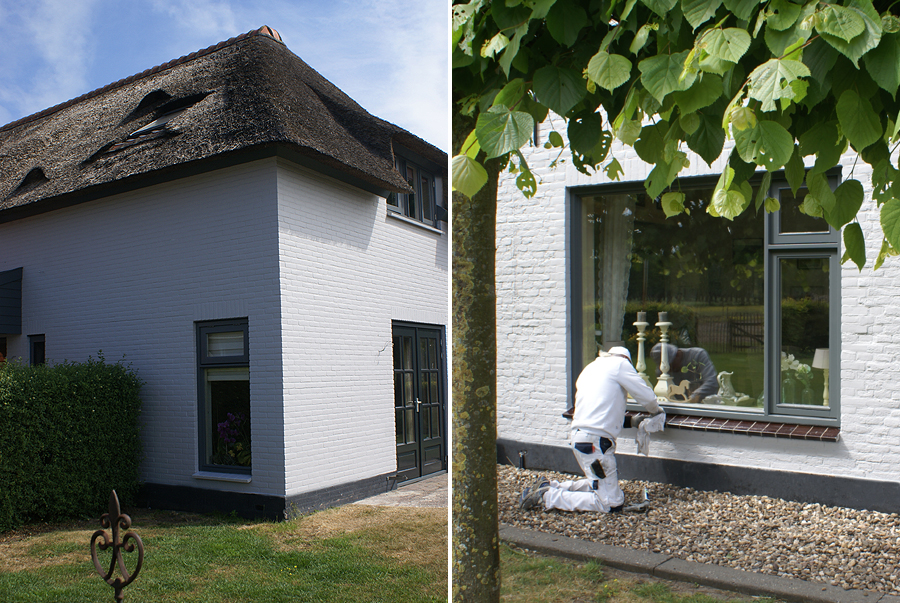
left=779, top=257, right=829, bottom=406
left=779, top=188, right=829, bottom=234
left=582, top=187, right=765, bottom=410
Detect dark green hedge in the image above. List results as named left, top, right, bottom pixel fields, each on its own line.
left=0, top=356, right=142, bottom=532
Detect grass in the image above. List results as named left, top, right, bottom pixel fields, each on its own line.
left=500, top=545, right=784, bottom=603
left=0, top=504, right=447, bottom=602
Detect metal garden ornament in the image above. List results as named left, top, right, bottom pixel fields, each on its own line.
left=90, top=490, right=144, bottom=602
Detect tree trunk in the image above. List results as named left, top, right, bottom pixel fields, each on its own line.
left=451, top=110, right=502, bottom=602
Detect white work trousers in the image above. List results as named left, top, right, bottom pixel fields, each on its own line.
left=542, top=429, right=624, bottom=512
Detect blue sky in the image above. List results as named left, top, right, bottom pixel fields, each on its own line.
left=0, top=0, right=449, bottom=151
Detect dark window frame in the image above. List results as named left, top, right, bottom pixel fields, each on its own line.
left=196, top=318, right=251, bottom=474
left=29, top=334, right=45, bottom=366
left=389, top=155, right=438, bottom=228
left=570, top=172, right=840, bottom=426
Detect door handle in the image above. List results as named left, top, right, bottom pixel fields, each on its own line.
left=415, top=398, right=421, bottom=412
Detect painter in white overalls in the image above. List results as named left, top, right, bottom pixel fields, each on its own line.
left=543, top=346, right=662, bottom=513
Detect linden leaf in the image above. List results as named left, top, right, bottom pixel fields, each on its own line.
left=451, top=155, right=488, bottom=198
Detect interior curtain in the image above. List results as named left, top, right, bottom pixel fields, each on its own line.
left=599, top=195, right=635, bottom=348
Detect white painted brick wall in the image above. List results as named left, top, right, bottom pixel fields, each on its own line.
left=0, top=160, right=285, bottom=496
left=498, top=114, right=900, bottom=483
left=276, top=160, right=448, bottom=497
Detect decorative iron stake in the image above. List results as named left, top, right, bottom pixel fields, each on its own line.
left=90, top=490, right=144, bottom=602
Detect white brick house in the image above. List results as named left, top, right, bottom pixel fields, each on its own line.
left=497, top=111, right=900, bottom=513
left=0, top=27, right=448, bottom=518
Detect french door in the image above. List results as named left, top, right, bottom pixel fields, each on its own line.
left=392, top=323, right=446, bottom=481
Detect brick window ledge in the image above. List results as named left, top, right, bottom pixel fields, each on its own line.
left=625, top=411, right=840, bottom=442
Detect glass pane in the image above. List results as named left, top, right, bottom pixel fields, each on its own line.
left=405, top=166, right=417, bottom=218
left=207, top=331, right=244, bottom=357
left=780, top=257, right=830, bottom=406
left=405, top=408, right=415, bottom=443
left=404, top=373, right=414, bottom=405
left=431, top=405, right=440, bottom=437
left=582, top=187, right=766, bottom=411
left=396, top=408, right=404, bottom=443
left=779, top=188, right=829, bottom=234
left=421, top=175, right=433, bottom=222
left=402, top=337, right=413, bottom=370
left=205, top=370, right=250, bottom=467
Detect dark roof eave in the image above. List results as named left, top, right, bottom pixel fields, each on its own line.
left=0, top=143, right=405, bottom=225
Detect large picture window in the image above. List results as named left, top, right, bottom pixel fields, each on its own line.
left=197, top=319, right=251, bottom=472
left=574, top=176, right=839, bottom=424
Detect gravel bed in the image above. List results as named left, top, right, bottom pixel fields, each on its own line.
left=499, top=464, right=900, bottom=595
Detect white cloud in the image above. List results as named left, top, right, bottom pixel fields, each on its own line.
left=0, top=0, right=99, bottom=122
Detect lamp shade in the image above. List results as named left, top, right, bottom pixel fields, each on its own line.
left=812, top=348, right=829, bottom=369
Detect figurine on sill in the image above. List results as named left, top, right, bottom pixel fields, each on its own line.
left=650, top=343, right=717, bottom=404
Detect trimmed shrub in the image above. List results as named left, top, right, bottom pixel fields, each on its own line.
left=0, top=355, right=142, bottom=532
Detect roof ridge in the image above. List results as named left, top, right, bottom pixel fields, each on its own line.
left=0, top=25, right=283, bottom=135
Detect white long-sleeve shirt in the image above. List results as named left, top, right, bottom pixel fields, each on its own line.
left=572, top=353, right=661, bottom=440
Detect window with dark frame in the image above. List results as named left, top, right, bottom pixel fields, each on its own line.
left=573, top=174, right=839, bottom=424
left=389, top=156, right=438, bottom=228
left=29, top=334, right=45, bottom=366
left=197, top=319, right=251, bottom=473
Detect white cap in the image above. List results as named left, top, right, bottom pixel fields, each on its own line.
left=608, top=346, right=632, bottom=362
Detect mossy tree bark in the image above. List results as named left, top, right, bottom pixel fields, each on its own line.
left=451, top=108, right=502, bottom=602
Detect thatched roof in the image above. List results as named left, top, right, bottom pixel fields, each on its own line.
left=0, top=26, right=446, bottom=223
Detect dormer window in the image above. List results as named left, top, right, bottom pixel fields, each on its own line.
left=388, top=156, right=437, bottom=228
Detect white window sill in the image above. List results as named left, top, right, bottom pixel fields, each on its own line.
left=387, top=210, right=444, bottom=234
left=193, top=471, right=252, bottom=483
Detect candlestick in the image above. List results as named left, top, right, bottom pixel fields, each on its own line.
left=654, top=316, right=673, bottom=399
left=634, top=314, right=650, bottom=387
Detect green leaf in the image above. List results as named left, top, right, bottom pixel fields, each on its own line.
left=498, top=25, right=527, bottom=77
left=529, top=0, right=558, bottom=20
left=546, top=0, right=587, bottom=47
left=533, top=66, right=586, bottom=116
left=661, top=192, right=687, bottom=217
left=451, top=155, right=489, bottom=198
left=746, top=59, right=811, bottom=112
left=881, top=199, right=900, bottom=251
left=514, top=152, right=537, bottom=197
left=723, top=0, right=761, bottom=21
left=799, top=121, right=843, bottom=175
left=703, top=28, right=752, bottom=64
left=734, top=120, right=794, bottom=171
left=670, top=74, right=723, bottom=114
left=816, top=4, right=866, bottom=42
left=476, top=105, right=535, bottom=159
left=784, top=144, right=804, bottom=193
left=807, top=172, right=836, bottom=214
left=491, top=0, right=531, bottom=30
left=605, top=158, right=624, bottom=181
left=836, top=88, right=883, bottom=150
left=875, top=237, right=899, bottom=269
left=686, top=106, right=726, bottom=165
left=617, top=119, right=642, bottom=145
left=712, top=187, right=746, bottom=220
left=754, top=171, right=772, bottom=213
left=491, top=78, right=527, bottom=109
left=765, top=196, right=781, bottom=212
left=548, top=131, right=564, bottom=147
left=587, top=51, right=633, bottom=92
left=766, top=0, right=803, bottom=31
left=641, top=0, right=678, bottom=17
left=683, top=0, right=722, bottom=30
left=841, top=222, right=866, bottom=270
left=645, top=155, right=685, bottom=198
left=481, top=32, right=510, bottom=58
left=680, top=112, right=700, bottom=135
left=884, top=15, right=900, bottom=34
left=567, top=112, right=604, bottom=156
left=817, top=0, right=882, bottom=68
left=764, top=15, right=812, bottom=57
left=630, top=24, right=656, bottom=55
left=640, top=51, right=695, bottom=103
left=634, top=122, right=667, bottom=164
left=461, top=129, right=481, bottom=159
left=825, top=178, right=864, bottom=229
left=863, top=33, right=900, bottom=95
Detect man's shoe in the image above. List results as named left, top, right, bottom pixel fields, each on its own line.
left=518, top=476, right=550, bottom=510
left=608, top=504, right=624, bottom=513
left=562, top=409, right=574, bottom=420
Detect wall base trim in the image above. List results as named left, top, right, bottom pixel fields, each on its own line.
left=138, top=472, right=395, bottom=520
left=497, top=438, right=900, bottom=514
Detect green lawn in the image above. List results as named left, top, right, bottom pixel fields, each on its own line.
left=0, top=505, right=447, bottom=603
